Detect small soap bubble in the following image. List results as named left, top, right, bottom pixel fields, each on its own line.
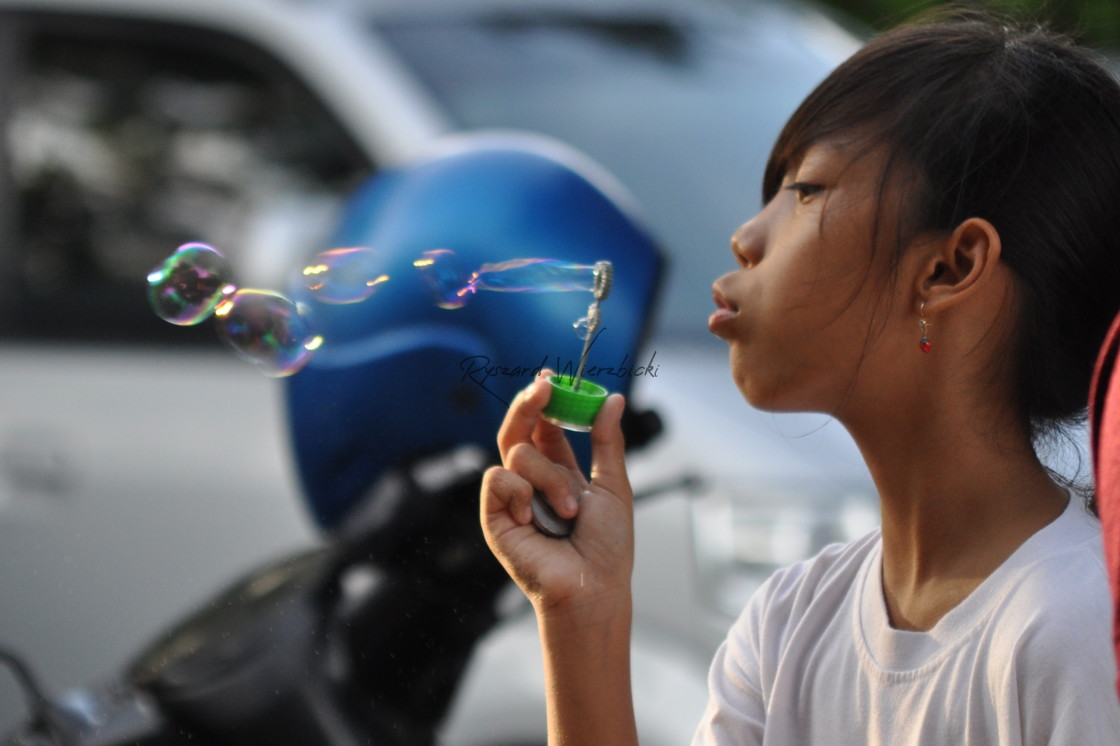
left=147, top=243, right=236, bottom=325
left=301, top=247, right=389, bottom=304
left=213, top=289, right=320, bottom=377
left=414, top=249, right=472, bottom=309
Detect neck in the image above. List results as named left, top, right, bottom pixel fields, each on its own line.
left=841, top=392, right=1068, bottom=630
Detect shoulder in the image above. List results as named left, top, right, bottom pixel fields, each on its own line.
left=1002, top=502, right=1108, bottom=636
left=987, top=505, right=1120, bottom=737
left=1003, top=508, right=1106, bottom=654
left=1012, top=501, right=1120, bottom=734
left=729, top=530, right=879, bottom=648
left=758, top=530, right=880, bottom=610
left=1003, top=546, right=1120, bottom=739
left=702, top=532, right=881, bottom=735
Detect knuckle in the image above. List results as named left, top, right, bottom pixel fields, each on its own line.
left=505, top=442, right=539, bottom=470
left=481, top=464, right=507, bottom=487
left=482, top=466, right=529, bottom=502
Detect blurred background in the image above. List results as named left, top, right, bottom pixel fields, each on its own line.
left=823, top=0, right=1120, bottom=47
left=0, top=0, right=1111, bottom=742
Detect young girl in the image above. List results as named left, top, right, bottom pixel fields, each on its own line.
left=480, top=12, right=1120, bottom=745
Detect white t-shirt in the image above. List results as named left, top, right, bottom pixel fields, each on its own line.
left=692, top=498, right=1120, bottom=745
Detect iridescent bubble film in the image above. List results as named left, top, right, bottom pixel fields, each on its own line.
left=301, top=246, right=389, bottom=304
left=213, top=289, right=321, bottom=377
left=146, top=243, right=236, bottom=325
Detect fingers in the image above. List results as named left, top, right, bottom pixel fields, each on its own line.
left=589, top=393, right=630, bottom=499
left=506, top=441, right=582, bottom=518
left=497, top=374, right=551, bottom=462
left=494, top=372, right=627, bottom=527
left=498, top=370, right=579, bottom=471
left=530, top=413, right=580, bottom=472
left=481, top=465, right=534, bottom=527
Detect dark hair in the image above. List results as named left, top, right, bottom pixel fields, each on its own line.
left=764, top=12, right=1120, bottom=446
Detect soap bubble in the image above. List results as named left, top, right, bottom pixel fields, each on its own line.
left=301, top=247, right=389, bottom=304
left=470, top=258, right=597, bottom=293
left=146, top=243, right=236, bottom=325
left=213, top=289, right=321, bottom=377
left=414, top=250, right=598, bottom=310
left=414, top=249, right=472, bottom=309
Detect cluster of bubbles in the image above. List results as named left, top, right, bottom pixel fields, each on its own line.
left=146, top=242, right=605, bottom=377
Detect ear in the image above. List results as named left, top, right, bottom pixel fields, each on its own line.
left=914, top=217, right=1002, bottom=313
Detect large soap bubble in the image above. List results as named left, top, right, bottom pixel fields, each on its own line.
left=213, top=289, right=321, bottom=377
left=146, top=243, right=235, bottom=325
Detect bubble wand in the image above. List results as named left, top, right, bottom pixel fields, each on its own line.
left=571, top=260, right=613, bottom=393
left=532, top=260, right=614, bottom=539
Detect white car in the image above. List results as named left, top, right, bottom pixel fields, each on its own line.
left=0, top=0, right=877, bottom=742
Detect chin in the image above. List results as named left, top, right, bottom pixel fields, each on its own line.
left=731, top=352, right=852, bottom=415
left=732, top=371, right=785, bottom=412
left=732, top=369, right=825, bottom=415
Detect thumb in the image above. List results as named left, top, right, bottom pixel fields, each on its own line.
left=589, top=393, right=629, bottom=497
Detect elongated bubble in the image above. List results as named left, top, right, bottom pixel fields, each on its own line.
left=415, top=250, right=598, bottom=309
left=469, top=258, right=596, bottom=293
left=301, top=247, right=389, bottom=304
left=147, top=243, right=236, bottom=325
left=213, top=289, right=320, bottom=377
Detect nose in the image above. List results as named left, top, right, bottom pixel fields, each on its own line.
left=730, top=216, right=763, bottom=268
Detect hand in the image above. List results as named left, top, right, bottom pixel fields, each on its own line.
left=481, top=371, right=634, bottom=615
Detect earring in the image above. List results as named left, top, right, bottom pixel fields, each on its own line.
left=918, top=303, right=932, bottom=354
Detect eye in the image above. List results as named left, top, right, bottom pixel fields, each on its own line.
left=785, top=182, right=824, bottom=204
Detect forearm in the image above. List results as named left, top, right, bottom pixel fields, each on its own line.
left=536, top=592, right=638, bottom=746
left=483, top=380, right=638, bottom=744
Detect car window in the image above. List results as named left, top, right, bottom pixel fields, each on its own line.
left=0, top=13, right=372, bottom=344
left=376, top=8, right=849, bottom=340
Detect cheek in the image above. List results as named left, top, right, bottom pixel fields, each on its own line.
left=727, top=287, right=886, bottom=411
left=725, top=324, right=839, bottom=411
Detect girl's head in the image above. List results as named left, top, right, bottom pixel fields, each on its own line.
left=763, top=12, right=1120, bottom=440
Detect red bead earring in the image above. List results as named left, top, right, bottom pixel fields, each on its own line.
left=919, top=303, right=932, bottom=354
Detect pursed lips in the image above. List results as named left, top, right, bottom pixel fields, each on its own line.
left=709, top=285, right=739, bottom=335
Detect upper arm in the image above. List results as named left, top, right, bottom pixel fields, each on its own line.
left=691, top=620, right=766, bottom=746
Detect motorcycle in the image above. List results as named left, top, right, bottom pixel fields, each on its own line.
left=3, top=447, right=517, bottom=746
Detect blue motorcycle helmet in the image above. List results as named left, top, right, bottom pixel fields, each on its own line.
left=285, top=132, right=664, bottom=530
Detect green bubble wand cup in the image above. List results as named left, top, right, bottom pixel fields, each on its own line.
left=532, top=260, right=613, bottom=537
